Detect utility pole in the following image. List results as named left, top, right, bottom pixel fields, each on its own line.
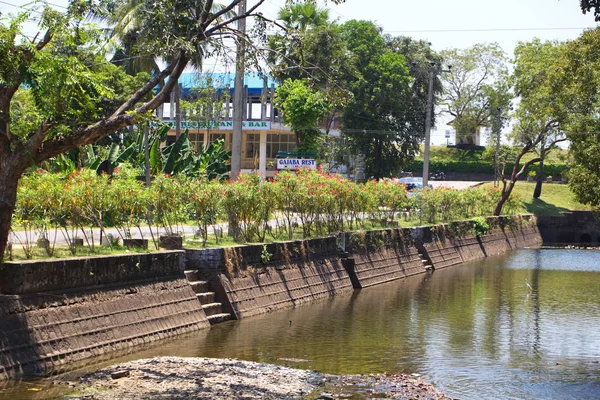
left=144, top=122, right=151, bottom=186
left=420, top=62, right=451, bottom=189
left=231, top=0, right=246, bottom=181
left=493, top=107, right=503, bottom=187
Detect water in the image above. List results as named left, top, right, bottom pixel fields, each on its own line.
left=2, top=249, right=600, bottom=399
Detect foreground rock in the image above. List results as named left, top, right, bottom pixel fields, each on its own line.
left=70, top=357, right=454, bottom=399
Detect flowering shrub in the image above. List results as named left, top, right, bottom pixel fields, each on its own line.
left=13, top=169, right=524, bottom=252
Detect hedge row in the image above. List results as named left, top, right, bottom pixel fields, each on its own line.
left=405, top=160, right=568, bottom=177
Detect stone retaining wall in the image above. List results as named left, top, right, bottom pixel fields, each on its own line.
left=187, top=238, right=354, bottom=319
left=0, top=252, right=209, bottom=379
left=537, top=211, right=600, bottom=245
left=419, top=216, right=542, bottom=268
left=0, top=251, right=184, bottom=294
left=0, top=215, right=547, bottom=379
left=343, top=229, right=425, bottom=288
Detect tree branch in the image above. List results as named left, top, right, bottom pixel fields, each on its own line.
left=33, top=52, right=189, bottom=163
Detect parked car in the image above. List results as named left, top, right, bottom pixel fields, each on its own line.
left=397, top=177, right=432, bottom=191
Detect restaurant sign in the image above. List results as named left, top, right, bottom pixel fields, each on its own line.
left=152, top=120, right=270, bottom=130
left=276, top=158, right=317, bottom=170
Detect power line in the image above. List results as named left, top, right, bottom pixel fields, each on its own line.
left=382, top=27, right=598, bottom=34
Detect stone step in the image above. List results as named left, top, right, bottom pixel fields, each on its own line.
left=207, top=313, right=232, bottom=325
left=196, top=292, right=216, bottom=304
left=189, top=280, right=210, bottom=293
left=202, top=302, right=223, bottom=316
left=184, top=269, right=202, bottom=282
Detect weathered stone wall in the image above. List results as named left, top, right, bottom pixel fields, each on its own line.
left=537, top=211, right=600, bottom=245
left=0, top=251, right=184, bottom=294
left=0, top=252, right=209, bottom=379
left=187, top=238, right=354, bottom=319
left=343, top=229, right=425, bottom=287
left=418, top=216, right=542, bottom=269
left=0, top=216, right=547, bottom=379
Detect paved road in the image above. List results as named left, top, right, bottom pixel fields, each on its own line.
left=429, top=180, right=484, bottom=189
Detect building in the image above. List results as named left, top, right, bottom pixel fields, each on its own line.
left=157, top=72, right=315, bottom=177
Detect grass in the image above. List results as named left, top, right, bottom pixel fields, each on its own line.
left=4, top=243, right=153, bottom=262
left=483, top=181, right=592, bottom=216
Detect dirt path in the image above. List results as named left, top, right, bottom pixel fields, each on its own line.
left=67, top=357, right=455, bottom=399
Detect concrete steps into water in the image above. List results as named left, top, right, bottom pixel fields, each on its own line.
left=184, top=270, right=233, bottom=325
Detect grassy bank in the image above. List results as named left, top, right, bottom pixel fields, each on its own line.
left=484, top=181, right=592, bottom=216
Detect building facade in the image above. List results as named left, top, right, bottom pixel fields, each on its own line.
left=158, top=72, right=305, bottom=177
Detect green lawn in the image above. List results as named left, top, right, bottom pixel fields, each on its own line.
left=485, top=181, right=592, bottom=216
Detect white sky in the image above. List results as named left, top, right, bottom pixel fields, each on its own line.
left=252, top=0, right=599, bottom=55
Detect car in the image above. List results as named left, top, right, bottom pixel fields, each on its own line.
left=397, top=177, right=432, bottom=191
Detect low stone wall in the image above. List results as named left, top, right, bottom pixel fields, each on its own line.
left=343, top=229, right=425, bottom=288
left=537, top=211, right=600, bottom=245
left=187, top=238, right=354, bottom=319
left=0, top=251, right=184, bottom=294
left=0, top=252, right=209, bottom=379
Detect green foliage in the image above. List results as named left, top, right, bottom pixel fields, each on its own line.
left=404, top=159, right=568, bottom=177
left=339, top=20, right=415, bottom=179
left=14, top=168, right=529, bottom=255
left=549, top=28, right=600, bottom=209
left=440, top=43, right=511, bottom=144
left=274, top=79, right=331, bottom=152
left=260, top=244, right=272, bottom=264
left=471, top=217, right=490, bottom=237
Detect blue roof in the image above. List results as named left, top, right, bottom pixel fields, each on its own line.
left=177, top=72, right=278, bottom=96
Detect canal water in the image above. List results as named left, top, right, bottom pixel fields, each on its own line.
left=2, top=248, right=600, bottom=399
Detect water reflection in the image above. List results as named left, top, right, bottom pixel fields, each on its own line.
left=2, top=249, right=600, bottom=400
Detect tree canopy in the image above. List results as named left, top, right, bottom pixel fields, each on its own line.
left=440, top=43, right=511, bottom=146
left=0, top=0, right=269, bottom=258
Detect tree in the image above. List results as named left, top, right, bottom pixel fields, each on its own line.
left=440, top=43, right=511, bottom=146
left=551, top=28, right=600, bottom=209
left=492, top=39, right=568, bottom=215
left=339, top=20, right=414, bottom=179
left=0, top=0, right=270, bottom=259
left=273, top=78, right=330, bottom=152
left=267, top=1, right=354, bottom=133
left=385, top=36, right=443, bottom=156
left=581, top=0, right=600, bottom=20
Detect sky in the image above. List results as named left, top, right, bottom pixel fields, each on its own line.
left=3, top=0, right=598, bottom=144
left=4, top=0, right=597, bottom=56
left=252, top=0, right=599, bottom=55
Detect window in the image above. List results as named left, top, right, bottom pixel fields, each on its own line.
left=209, top=133, right=230, bottom=150
left=267, top=133, right=296, bottom=158
left=188, top=133, right=205, bottom=151
left=246, top=134, right=260, bottom=158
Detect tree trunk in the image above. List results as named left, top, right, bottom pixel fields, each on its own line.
left=0, top=156, right=27, bottom=260
left=493, top=181, right=514, bottom=216
left=373, top=139, right=382, bottom=179
left=533, top=158, right=544, bottom=199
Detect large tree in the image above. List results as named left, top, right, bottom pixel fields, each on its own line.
left=339, top=20, right=414, bottom=179
left=267, top=2, right=353, bottom=134
left=492, top=39, right=569, bottom=215
left=0, top=0, right=271, bottom=259
left=551, top=28, right=600, bottom=209
left=385, top=36, right=443, bottom=154
left=440, top=43, right=511, bottom=146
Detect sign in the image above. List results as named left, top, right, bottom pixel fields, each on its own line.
left=445, top=130, right=451, bottom=139
left=152, top=120, right=271, bottom=130
left=276, top=158, right=317, bottom=170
